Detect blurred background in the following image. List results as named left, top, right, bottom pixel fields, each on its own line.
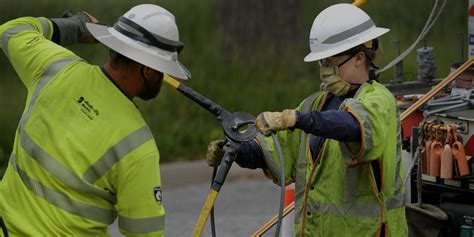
left=0, top=0, right=468, bottom=177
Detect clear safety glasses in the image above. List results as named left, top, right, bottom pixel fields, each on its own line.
left=318, top=51, right=360, bottom=67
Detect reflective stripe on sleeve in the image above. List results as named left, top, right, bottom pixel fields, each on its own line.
left=119, top=215, right=165, bottom=233
left=18, top=57, right=81, bottom=132
left=83, top=126, right=154, bottom=183
left=20, top=131, right=116, bottom=203
left=9, top=153, right=117, bottom=224
left=340, top=99, right=374, bottom=163
left=37, top=17, right=51, bottom=39
left=1, top=24, right=36, bottom=58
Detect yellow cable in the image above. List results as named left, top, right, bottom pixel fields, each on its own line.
left=193, top=189, right=219, bottom=237
left=163, top=75, right=181, bottom=90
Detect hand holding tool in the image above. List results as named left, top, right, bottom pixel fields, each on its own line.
left=206, top=140, right=227, bottom=167
left=255, top=109, right=297, bottom=136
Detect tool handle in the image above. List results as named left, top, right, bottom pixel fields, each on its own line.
left=212, top=143, right=238, bottom=191
left=193, top=190, right=219, bottom=237
left=401, top=59, right=473, bottom=121
left=163, top=76, right=223, bottom=117
left=177, top=84, right=223, bottom=117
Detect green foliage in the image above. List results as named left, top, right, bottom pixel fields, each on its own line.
left=0, top=0, right=469, bottom=170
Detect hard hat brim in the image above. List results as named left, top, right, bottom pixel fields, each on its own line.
left=304, top=27, right=389, bottom=62
left=86, top=23, right=191, bottom=80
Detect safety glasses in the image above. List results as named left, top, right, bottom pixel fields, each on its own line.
left=318, top=51, right=360, bottom=67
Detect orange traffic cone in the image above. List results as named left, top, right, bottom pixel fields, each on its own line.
left=282, top=184, right=295, bottom=236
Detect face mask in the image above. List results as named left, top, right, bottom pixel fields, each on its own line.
left=319, top=52, right=361, bottom=96
left=319, top=65, right=351, bottom=96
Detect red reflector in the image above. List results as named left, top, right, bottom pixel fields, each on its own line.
left=401, top=111, right=424, bottom=140
left=465, top=136, right=474, bottom=157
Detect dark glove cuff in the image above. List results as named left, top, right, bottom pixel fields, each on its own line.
left=234, top=141, right=266, bottom=169
left=291, top=111, right=304, bottom=130
left=50, top=12, right=93, bottom=46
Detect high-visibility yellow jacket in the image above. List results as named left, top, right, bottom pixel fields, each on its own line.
left=0, top=17, right=165, bottom=236
left=258, top=81, right=408, bottom=236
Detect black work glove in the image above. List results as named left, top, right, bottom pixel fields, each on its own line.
left=50, top=11, right=98, bottom=46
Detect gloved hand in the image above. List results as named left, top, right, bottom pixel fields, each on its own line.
left=51, top=11, right=99, bottom=46
left=255, top=109, right=297, bottom=136
left=206, top=140, right=226, bottom=167
left=60, top=10, right=98, bottom=24
left=79, top=11, right=98, bottom=44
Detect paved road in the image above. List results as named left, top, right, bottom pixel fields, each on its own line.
left=109, top=160, right=286, bottom=236
left=108, top=151, right=415, bottom=236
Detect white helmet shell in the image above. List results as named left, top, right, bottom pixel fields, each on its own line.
left=86, top=4, right=191, bottom=79
left=304, top=3, right=389, bottom=62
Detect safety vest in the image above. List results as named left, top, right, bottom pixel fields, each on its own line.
left=0, top=17, right=164, bottom=236
left=257, top=81, right=407, bottom=236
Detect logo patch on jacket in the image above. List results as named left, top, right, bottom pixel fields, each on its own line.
left=153, top=187, right=162, bottom=203
left=75, top=96, right=99, bottom=120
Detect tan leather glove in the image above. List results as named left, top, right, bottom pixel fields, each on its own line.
left=206, top=140, right=226, bottom=167
left=255, top=109, right=297, bottom=136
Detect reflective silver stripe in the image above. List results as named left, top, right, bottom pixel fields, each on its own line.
left=307, top=200, right=381, bottom=217
left=394, top=107, right=403, bottom=195
left=37, top=17, right=51, bottom=39
left=9, top=153, right=17, bottom=171
left=19, top=57, right=81, bottom=132
left=322, top=19, right=375, bottom=44
left=340, top=98, right=374, bottom=163
left=386, top=192, right=405, bottom=210
left=294, top=92, right=319, bottom=224
left=21, top=131, right=116, bottom=203
left=343, top=168, right=358, bottom=203
left=317, top=185, right=406, bottom=219
left=84, top=126, right=154, bottom=183
left=119, top=215, right=165, bottom=233
left=9, top=153, right=116, bottom=224
left=255, top=133, right=281, bottom=183
left=1, top=24, right=36, bottom=58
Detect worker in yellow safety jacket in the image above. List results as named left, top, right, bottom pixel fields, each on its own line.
left=207, top=4, right=408, bottom=237
left=0, top=4, right=190, bottom=236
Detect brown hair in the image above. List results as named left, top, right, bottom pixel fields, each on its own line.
left=338, top=39, right=378, bottom=70
left=109, top=49, right=139, bottom=67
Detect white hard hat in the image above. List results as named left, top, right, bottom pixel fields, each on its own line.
left=304, top=3, right=389, bottom=62
left=86, top=4, right=191, bottom=79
